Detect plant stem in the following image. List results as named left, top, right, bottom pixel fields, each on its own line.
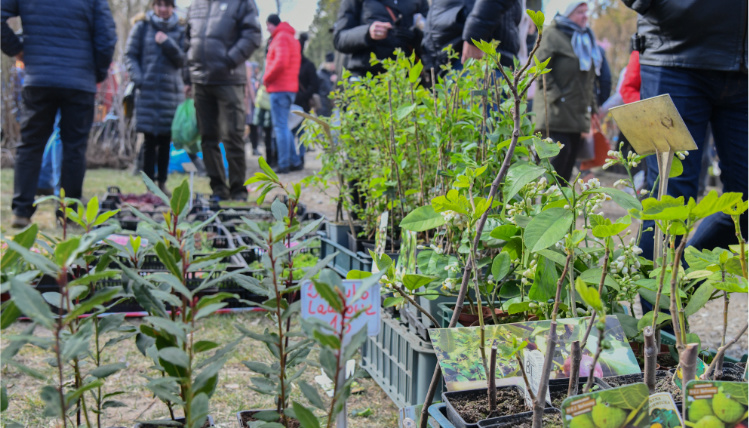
left=489, top=345, right=497, bottom=415
left=269, top=240, right=288, bottom=424
left=532, top=251, right=572, bottom=428
left=568, top=341, right=581, bottom=397
left=643, top=326, right=657, bottom=393
left=56, top=267, right=69, bottom=428
left=583, top=324, right=604, bottom=394
left=470, top=243, right=488, bottom=376
left=326, top=299, right=348, bottom=428
left=387, top=81, right=406, bottom=220
left=669, top=235, right=689, bottom=352
left=680, top=343, right=699, bottom=423
left=391, top=283, right=439, bottom=326
left=715, top=288, right=729, bottom=379
left=702, top=323, right=748, bottom=380
left=733, top=214, right=747, bottom=278
left=652, top=231, right=671, bottom=332
left=515, top=353, right=535, bottom=402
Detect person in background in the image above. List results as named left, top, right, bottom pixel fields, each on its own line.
left=623, top=0, right=747, bottom=261
left=334, top=0, right=429, bottom=77
left=245, top=61, right=261, bottom=156
left=532, top=0, right=600, bottom=183
left=185, top=0, right=262, bottom=201
left=293, top=32, right=320, bottom=167
left=317, top=52, right=337, bottom=117
left=421, top=0, right=522, bottom=73
left=1, top=0, right=117, bottom=228
left=264, top=15, right=301, bottom=174
left=125, top=0, right=187, bottom=197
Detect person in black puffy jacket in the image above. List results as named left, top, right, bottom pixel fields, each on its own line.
left=1, top=0, right=117, bottom=228
left=185, top=0, right=262, bottom=201
left=421, top=0, right=522, bottom=73
left=125, top=0, right=186, bottom=196
left=334, top=0, right=429, bottom=77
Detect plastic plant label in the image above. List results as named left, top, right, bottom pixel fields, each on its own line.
left=685, top=380, right=748, bottom=427
left=648, top=392, right=683, bottom=428
left=561, top=383, right=650, bottom=428
left=301, top=280, right=380, bottom=345
left=523, top=348, right=552, bottom=405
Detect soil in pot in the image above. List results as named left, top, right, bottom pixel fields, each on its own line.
left=136, top=418, right=211, bottom=428
left=656, top=353, right=678, bottom=369
left=238, top=411, right=300, bottom=428
left=502, top=412, right=563, bottom=428
left=713, top=361, right=747, bottom=382
left=450, top=387, right=528, bottom=423
left=654, top=371, right=682, bottom=402
left=602, top=373, right=644, bottom=387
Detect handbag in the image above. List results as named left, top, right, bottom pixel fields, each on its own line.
left=255, top=85, right=271, bottom=110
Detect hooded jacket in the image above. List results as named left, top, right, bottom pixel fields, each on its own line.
left=264, top=22, right=301, bottom=93
left=334, top=0, right=429, bottom=76
left=125, top=11, right=186, bottom=135
left=421, top=0, right=522, bottom=71
left=186, top=0, right=263, bottom=85
left=1, top=0, right=117, bottom=93
left=531, top=18, right=596, bottom=134
left=623, top=0, right=747, bottom=72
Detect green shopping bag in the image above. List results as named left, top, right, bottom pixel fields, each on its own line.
left=171, top=99, right=201, bottom=154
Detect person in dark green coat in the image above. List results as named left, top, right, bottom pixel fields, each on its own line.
left=532, top=1, right=600, bottom=182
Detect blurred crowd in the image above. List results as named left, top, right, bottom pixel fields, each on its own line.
left=2, top=0, right=746, bottom=258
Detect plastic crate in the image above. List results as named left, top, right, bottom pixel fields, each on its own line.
left=658, top=330, right=746, bottom=363
left=317, top=232, right=372, bottom=276
left=361, top=311, right=443, bottom=409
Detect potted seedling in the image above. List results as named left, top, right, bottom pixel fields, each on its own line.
left=234, top=161, right=332, bottom=427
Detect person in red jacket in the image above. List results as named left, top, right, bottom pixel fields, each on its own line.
left=619, top=50, right=640, bottom=104
left=264, top=14, right=301, bottom=173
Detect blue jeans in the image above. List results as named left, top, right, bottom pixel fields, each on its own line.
left=638, top=65, right=748, bottom=262
left=270, top=92, right=300, bottom=170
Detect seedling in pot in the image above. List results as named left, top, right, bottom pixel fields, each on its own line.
left=235, top=162, right=330, bottom=427
left=119, top=175, right=252, bottom=428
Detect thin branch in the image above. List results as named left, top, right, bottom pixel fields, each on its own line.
left=702, top=323, right=748, bottom=380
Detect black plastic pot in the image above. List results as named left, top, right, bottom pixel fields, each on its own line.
left=713, top=361, right=747, bottom=382
left=133, top=415, right=213, bottom=427
left=548, top=377, right=609, bottom=409
left=442, top=385, right=531, bottom=428
left=477, top=407, right=562, bottom=428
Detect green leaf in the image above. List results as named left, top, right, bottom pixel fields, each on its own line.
left=64, top=286, right=121, bottom=322
left=258, top=156, right=279, bottom=182
left=89, top=362, right=127, bottom=379
left=587, top=188, right=642, bottom=212
left=591, top=215, right=631, bottom=239
left=243, top=361, right=277, bottom=376
left=170, top=179, right=190, bottom=217
left=299, top=381, right=326, bottom=409
left=292, top=401, right=320, bottom=428
left=1, top=223, right=38, bottom=270
left=490, top=225, right=519, bottom=241
left=1, top=384, right=8, bottom=412
left=193, top=358, right=225, bottom=397
left=153, top=241, right=182, bottom=279
left=399, top=205, right=445, bottom=232
left=92, top=209, right=119, bottom=227
left=145, top=317, right=187, bottom=343
left=533, top=138, right=561, bottom=159
left=579, top=268, right=620, bottom=291
left=712, top=276, right=748, bottom=293
left=85, top=196, right=100, bottom=224
left=491, top=253, right=511, bottom=281
left=431, top=189, right=470, bottom=216
left=346, top=270, right=372, bottom=280
left=524, top=208, right=573, bottom=252
left=635, top=196, right=687, bottom=221
left=401, top=274, right=436, bottom=291
left=62, top=322, right=94, bottom=362
left=691, top=191, right=744, bottom=220
left=312, top=280, right=343, bottom=313
left=193, top=340, right=220, bottom=354
left=1, top=300, right=22, bottom=330
left=595, top=383, right=649, bottom=410
left=575, top=278, right=603, bottom=313
left=508, top=301, right=532, bottom=315
left=54, top=237, right=81, bottom=267
left=313, top=331, right=341, bottom=350
left=408, top=61, right=423, bottom=83
left=529, top=255, right=558, bottom=301
left=9, top=277, right=54, bottom=329
left=395, top=104, right=417, bottom=121
left=669, top=157, right=683, bottom=178
left=503, top=163, right=546, bottom=202
left=158, top=347, right=189, bottom=368
left=637, top=311, right=670, bottom=331
left=40, top=385, right=63, bottom=417
left=189, top=393, right=210, bottom=428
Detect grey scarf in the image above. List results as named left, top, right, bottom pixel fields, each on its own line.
left=554, top=14, right=602, bottom=76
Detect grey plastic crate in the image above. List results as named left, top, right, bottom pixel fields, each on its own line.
left=361, top=311, right=443, bottom=409
left=318, top=232, right=372, bottom=276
